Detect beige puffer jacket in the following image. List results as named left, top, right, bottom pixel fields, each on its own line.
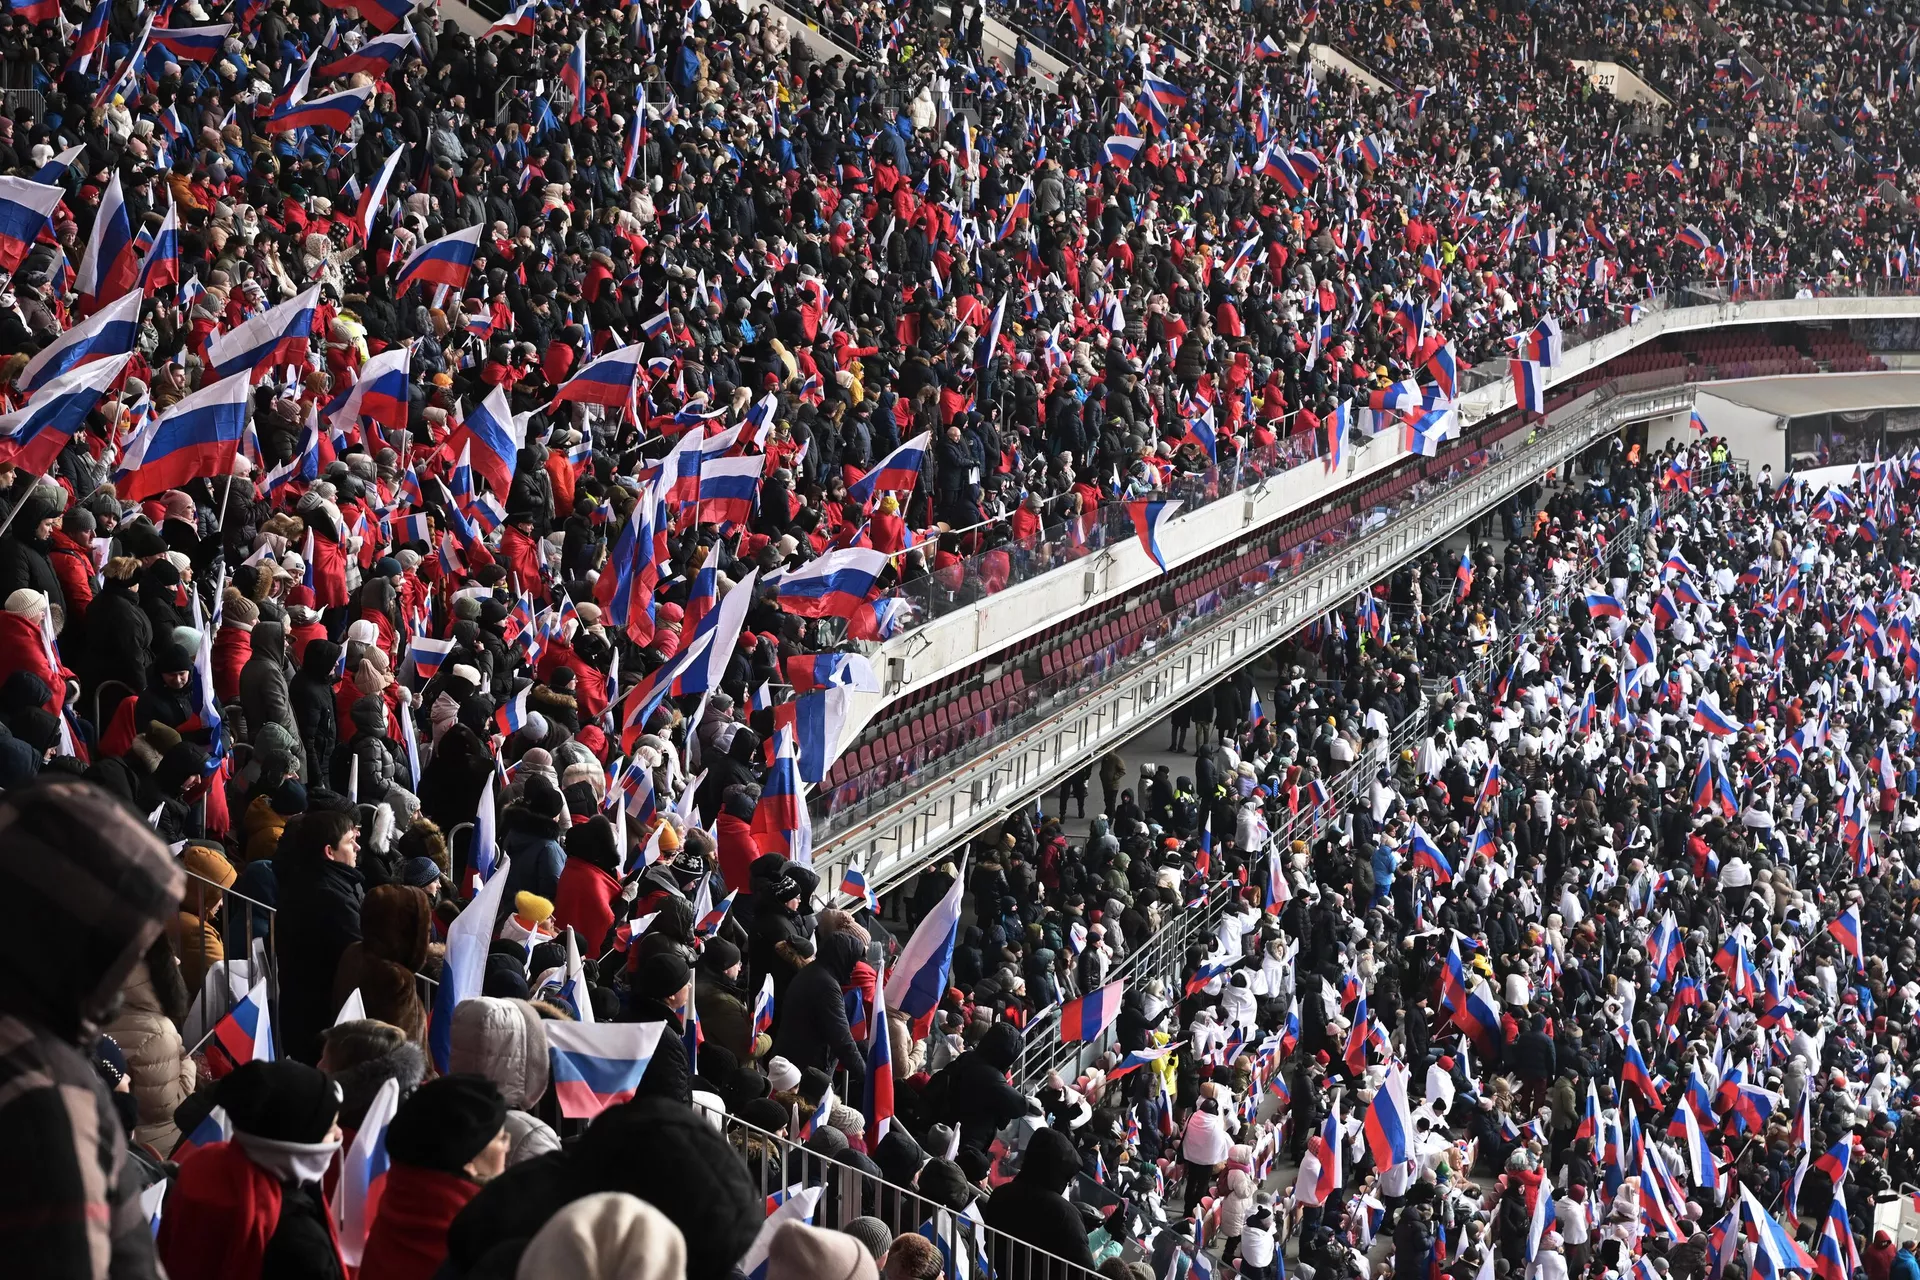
left=104, top=961, right=196, bottom=1154
left=448, top=996, right=561, bottom=1166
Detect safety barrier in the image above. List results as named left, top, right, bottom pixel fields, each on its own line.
left=1003, top=564, right=1613, bottom=1092
left=708, top=1108, right=1107, bottom=1279
left=815, top=370, right=1699, bottom=896
left=180, top=867, right=280, bottom=1056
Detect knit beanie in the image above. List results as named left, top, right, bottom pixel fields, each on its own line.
left=385, top=1074, right=509, bottom=1175
left=766, top=1221, right=879, bottom=1280
left=515, top=1192, right=687, bottom=1280
left=216, top=1060, right=340, bottom=1143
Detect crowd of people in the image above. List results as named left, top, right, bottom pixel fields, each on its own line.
left=0, top=0, right=1918, bottom=1272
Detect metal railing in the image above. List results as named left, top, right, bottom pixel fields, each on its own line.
left=180, top=867, right=280, bottom=1056
left=814, top=375, right=1697, bottom=896
left=1004, top=502, right=1647, bottom=1092
left=711, top=1108, right=1104, bottom=1279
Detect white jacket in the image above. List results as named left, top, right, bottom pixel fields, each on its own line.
left=1180, top=1109, right=1235, bottom=1167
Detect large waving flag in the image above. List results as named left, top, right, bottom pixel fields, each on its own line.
left=1691, top=695, right=1741, bottom=737
left=332, top=0, right=413, bottom=31
left=697, top=453, right=764, bottom=527
left=208, top=284, right=323, bottom=380
left=1362, top=1062, right=1412, bottom=1168
left=551, top=342, right=647, bottom=411
left=750, top=727, right=812, bottom=864
left=264, top=83, right=374, bottom=132
left=784, top=652, right=880, bottom=695
left=1060, top=979, right=1124, bottom=1042
left=483, top=0, right=536, bottom=37
left=317, top=28, right=415, bottom=80
left=740, top=1187, right=824, bottom=1280
left=0, top=353, right=133, bottom=475
left=355, top=145, right=408, bottom=239
left=1295, top=1108, right=1342, bottom=1205
left=134, top=204, right=181, bottom=298
left=452, top=382, right=524, bottom=498
left=151, top=22, right=231, bottom=60
left=16, top=288, right=140, bottom=394
left=1510, top=357, right=1546, bottom=416
left=545, top=1021, right=667, bottom=1118
left=392, top=223, right=482, bottom=296
left=773, top=548, right=889, bottom=619
left=329, top=346, right=411, bottom=437
left=847, top=430, right=931, bottom=505
left=428, top=852, right=513, bottom=1073
left=336, top=1076, right=398, bottom=1266
left=1127, top=499, right=1181, bottom=571
left=121, top=370, right=252, bottom=501
left=886, top=856, right=966, bottom=1038
left=1828, top=904, right=1863, bottom=970
left=75, top=172, right=138, bottom=311
left=766, top=686, right=851, bottom=785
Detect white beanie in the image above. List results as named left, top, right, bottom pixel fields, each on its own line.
left=767, top=1056, right=802, bottom=1092
left=5, top=589, right=47, bottom=622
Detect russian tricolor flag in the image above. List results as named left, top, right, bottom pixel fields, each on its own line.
left=317, top=29, right=415, bottom=80
left=846, top=430, right=931, bottom=505
left=494, top=685, right=530, bottom=737
left=885, top=856, right=964, bottom=1038
left=393, top=223, right=482, bottom=296
left=1691, top=695, right=1740, bottom=737
left=135, top=204, right=181, bottom=298
left=1585, top=591, right=1625, bottom=619
left=1059, top=979, right=1123, bottom=1042
left=1102, top=134, right=1146, bottom=167
left=483, top=0, right=536, bottom=36
left=551, top=341, right=647, bottom=410
left=749, top=728, right=811, bottom=864
left=0, top=176, right=65, bottom=273
left=1127, top=499, right=1181, bottom=572
left=451, top=385, right=521, bottom=501
left=751, top=975, right=776, bottom=1036
left=75, top=172, right=138, bottom=310
left=208, top=283, right=323, bottom=380
left=121, top=369, right=252, bottom=502
left=210, top=978, right=275, bottom=1070
left=429, top=849, right=512, bottom=1071
left=0, top=353, right=133, bottom=476
left=1827, top=904, right=1863, bottom=970
left=1406, top=822, right=1452, bottom=884
left=324, top=0, right=414, bottom=31
left=151, top=22, right=232, bottom=61
left=560, top=38, right=587, bottom=122
left=265, top=83, right=374, bottom=133
left=545, top=1021, right=666, bottom=1119
left=773, top=548, right=888, bottom=619
left=406, top=634, right=455, bottom=679
left=330, top=346, right=411, bottom=437
left=17, top=289, right=140, bottom=394
left=337, top=1076, right=399, bottom=1266
left=1510, top=357, right=1546, bottom=416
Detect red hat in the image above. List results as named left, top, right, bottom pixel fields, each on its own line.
left=287, top=585, right=316, bottom=608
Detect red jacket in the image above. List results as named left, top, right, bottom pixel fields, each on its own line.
left=356, top=1164, right=478, bottom=1280
left=498, top=525, right=544, bottom=596
left=717, top=811, right=760, bottom=893
left=0, top=612, right=63, bottom=713
left=211, top=623, right=251, bottom=703
left=310, top=526, right=350, bottom=609
left=47, top=531, right=94, bottom=627
left=553, top=856, right=621, bottom=952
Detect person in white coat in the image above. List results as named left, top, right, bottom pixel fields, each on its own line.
left=1179, top=1097, right=1234, bottom=1211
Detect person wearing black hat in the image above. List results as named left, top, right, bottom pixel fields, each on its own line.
left=358, top=1075, right=510, bottom=1280
left=696, top=936, right=766, bottom=1061
left=158, top=1059, right=349, bottom=1280
left=771, top=928, right=866, bottom=1098
left=980, top=1126, right=1097, bottom=1277
left=624, top=952, right=695, bottom=1101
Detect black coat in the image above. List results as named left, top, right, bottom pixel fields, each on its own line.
left=982, top=1128, right=1095, bottom=1278
left=622, top=996, right=691, bottom=1103
left=770, top=930, right=866, bottom=1085
left=931, top=1022, right=1026, bottom=1154
left=274, top=853, right=365, bottom=1064
left=261, top=1179, right=347, bottom=1280
left=288, top=647, right=339, bottom=788
left=81, top=577, right=152, bottom=704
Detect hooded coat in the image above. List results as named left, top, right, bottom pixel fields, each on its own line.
left=102, top=941, right=196, bottom=1155
left=446, top=996, right=561, bottom=1166
left=932, top=1021, right=1028, bottom=1154
left=331, top=885, right=432, bottom=1044
left=0, top=777, right=184, bottom=1280
left=981, top=1127, right=1097, bottom=1276
left=771, top=929, right=866, bottom=1087
left=239, top=620, right=301, bottom=767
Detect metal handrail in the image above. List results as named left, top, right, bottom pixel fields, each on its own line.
left=712, top=1108, right=1106, bottom=1279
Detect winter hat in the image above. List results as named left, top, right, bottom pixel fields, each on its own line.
left=524, top=776, right=566, bottom=822
left=767, top=1221, right=879, bottom=1280
left=385, top=1074, right=509, bottom=1175
left=740, top=1097, right=788, bottom=1132
left=5, top=589, right=47, bottom=621
left=701, top=937, right=742, bottom=972
left=638, top=952, right=692, bottom=1002
left=572, top=1098, right=760, bottom=1280
left=842, top=1217, right=893, bottom=1261
left=767, top=1056, right=803, bottom=1092
left=515, top=1192, right=688, bottom=1280
left=216, top=1060, right=341, bottom=1143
